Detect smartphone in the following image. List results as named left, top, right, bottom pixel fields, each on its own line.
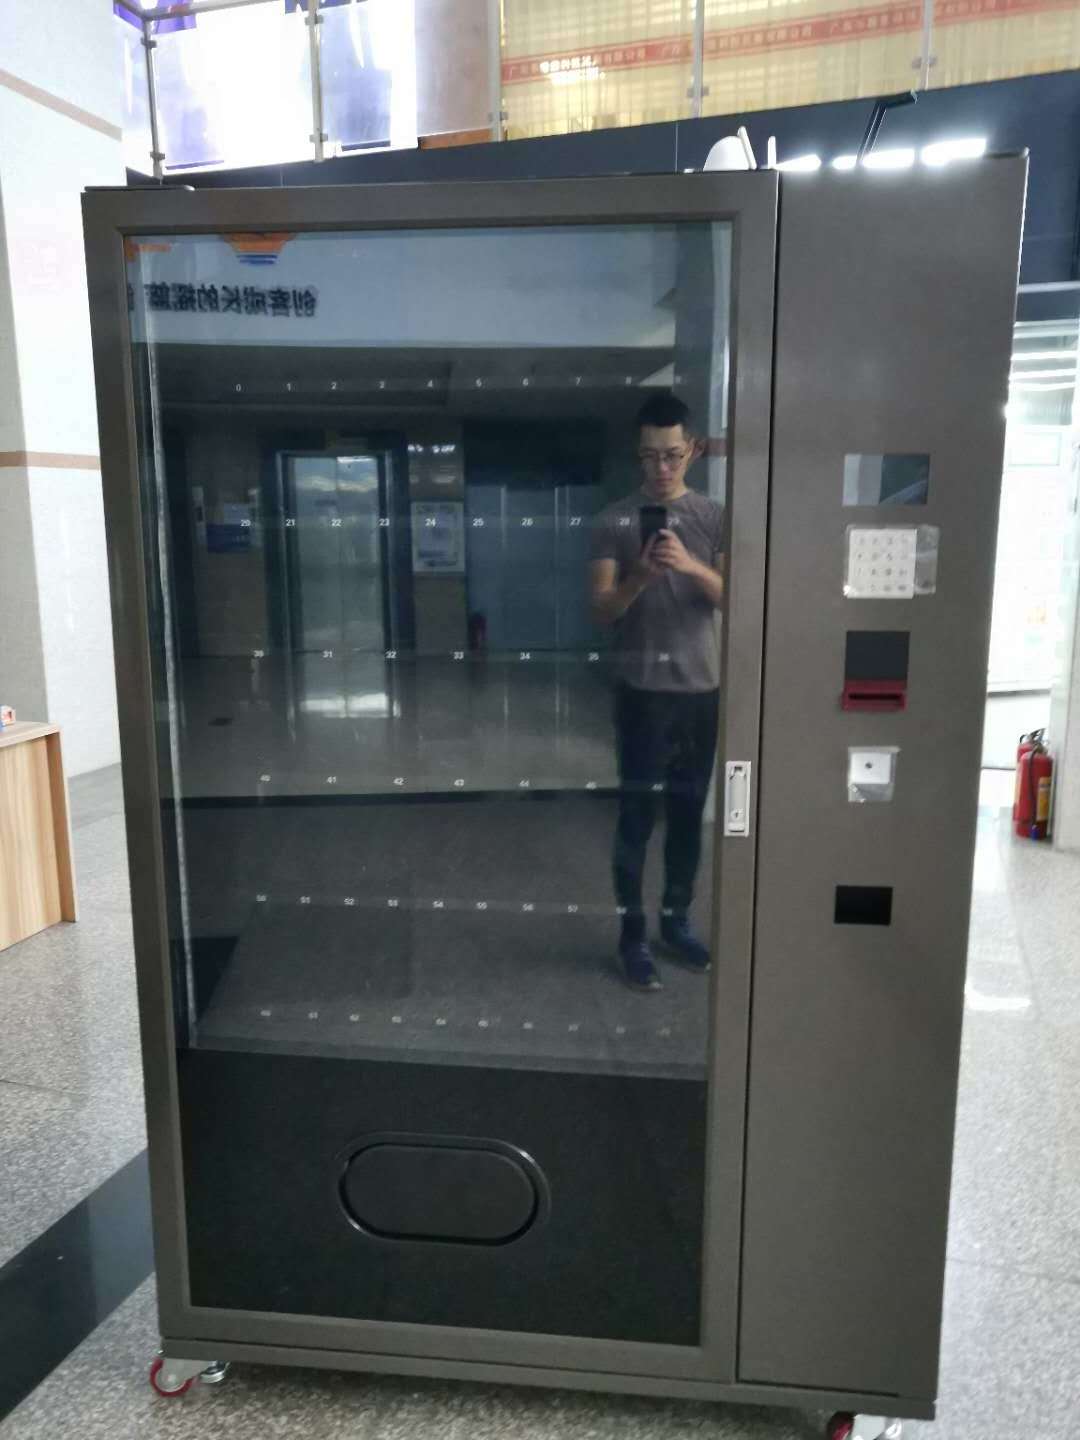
left=640, top=504, right=667, bottom=551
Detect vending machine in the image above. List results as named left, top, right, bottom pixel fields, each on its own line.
left=83, top=158, right=1025, bottom=1438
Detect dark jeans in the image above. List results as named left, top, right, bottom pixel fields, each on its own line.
left=612, top=683, right=719, bottom=943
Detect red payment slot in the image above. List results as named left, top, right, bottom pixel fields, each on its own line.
left=841, top=631, right=909, bottom=713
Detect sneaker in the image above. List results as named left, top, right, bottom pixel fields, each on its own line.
left=658, top=915, right=711, bottom=973
left=619, top=940, right=663, bottom=992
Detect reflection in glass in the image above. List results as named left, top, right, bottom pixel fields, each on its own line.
left=590, top=393, right=724, bottom=992
left=128, top=219, right=731, bottom=1342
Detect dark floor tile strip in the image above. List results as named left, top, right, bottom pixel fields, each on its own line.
left=0, top=1150, right=153, bottom=1419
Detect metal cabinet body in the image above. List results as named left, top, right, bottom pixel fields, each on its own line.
left=83, top=160, right=1025, bottom=1420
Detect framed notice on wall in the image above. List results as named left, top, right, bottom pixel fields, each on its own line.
left=411, top=501, right=465, bottom=574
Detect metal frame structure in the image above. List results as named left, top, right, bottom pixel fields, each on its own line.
left=112, top=0, right=942, bottom=177
left=82, top=159, right=1025, bottom=1427
left=82, top=169, right=803, bottom=1404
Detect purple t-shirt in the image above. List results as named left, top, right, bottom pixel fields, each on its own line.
left=591, top=487, right=725, bottom=694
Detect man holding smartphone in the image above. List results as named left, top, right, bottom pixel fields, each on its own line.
left=590, top=394, right=725, bottom=992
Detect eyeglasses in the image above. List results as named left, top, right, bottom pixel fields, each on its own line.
left=638, top=448, right=691, bottom=468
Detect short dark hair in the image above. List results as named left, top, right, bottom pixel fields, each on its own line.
left=636, top=392, right=693, bottom=434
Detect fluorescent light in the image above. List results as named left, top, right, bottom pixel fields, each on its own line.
left=776, top=153, right=821, bottom=172
left=831, top=154, right=857, bottom=170
left=921, top=136, right=987, bottom=166
left=862, top=148, right=916, bottom=170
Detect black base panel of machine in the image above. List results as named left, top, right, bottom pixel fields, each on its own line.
left=179, top=1048, right=706, bottom=1345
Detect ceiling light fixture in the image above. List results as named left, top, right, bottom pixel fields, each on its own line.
left=862, top=148, right=916, bottom=170
left=776, top=153, right=822, bottom=172
left=921, top=137, right=987, bottom=166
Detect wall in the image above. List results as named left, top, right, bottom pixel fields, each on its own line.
left=0, top=0, right=125, bottom=775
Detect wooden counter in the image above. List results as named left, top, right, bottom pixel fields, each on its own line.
left=0, top=722, right=77, bottom=951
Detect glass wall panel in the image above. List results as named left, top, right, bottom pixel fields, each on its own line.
left=152, top=1, right=312, bottom=172
left=929, top=0, right=1080, bottom=90
left=502, top=0, right=695, bottom=140
left=115, top=10, right=153, bottom=175
left=414, top=0, right=494, bottom=137
left=702, top=0, right=922, bottom=116
left=321, top=0, right=417, bottom=153
left=128, top=219, right=733, bottom=1344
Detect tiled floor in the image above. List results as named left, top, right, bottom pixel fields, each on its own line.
left=0, top=767, right=143, bottom=1271
left=0, top=766, right=1077, bottom=1438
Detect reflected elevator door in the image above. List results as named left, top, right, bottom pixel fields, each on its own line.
left=285, top=454, right=386, bottom=655
left=468, top=484, right=603, bottom=652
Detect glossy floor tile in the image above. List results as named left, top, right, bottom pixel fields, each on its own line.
left=4, top=1252, right=1079, bottom=1440
left=67, top=764, right=126, bottom=833
left=0, top=767, right=1076, bottom=1439
left=911, top=1259, right=1080, bottom=1440
left=0, top=1276, right=821, bottom=1440
left=0, top=1082, right=145, bottom=1269
left=0, top=768, right=144, bottom=1259
left=0, top=1154, right=152, bottom=1420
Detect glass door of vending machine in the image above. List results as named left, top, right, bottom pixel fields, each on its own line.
left=85, top=175, right=777, bottom=1382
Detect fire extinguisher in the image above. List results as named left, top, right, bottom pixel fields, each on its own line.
left=1014, top=729, right=1053, bottom=840
left=1012, top=730, right=1042, bottom=823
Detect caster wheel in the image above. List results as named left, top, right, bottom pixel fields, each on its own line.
left=200, top=1361, right=231, bottom=1386
left=826, top=1417, right=902, bottom=1440
left=149, top=1357, right=194, bottom=1397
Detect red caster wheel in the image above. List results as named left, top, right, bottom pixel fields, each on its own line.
left=149, top=1357, right=194, bottom=1397
left=826, top=1417, right=902, bottom=1440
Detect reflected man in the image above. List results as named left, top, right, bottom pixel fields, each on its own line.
left=590, top=395, right=725, bottom=992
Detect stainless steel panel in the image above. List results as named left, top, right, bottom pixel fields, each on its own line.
left=740, top=158, right=1026, bottom=1401
left=160, top=1331, right=935, bottom=1419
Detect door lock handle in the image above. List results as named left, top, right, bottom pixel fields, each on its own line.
left=724, top=761, right=752, bottom=837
